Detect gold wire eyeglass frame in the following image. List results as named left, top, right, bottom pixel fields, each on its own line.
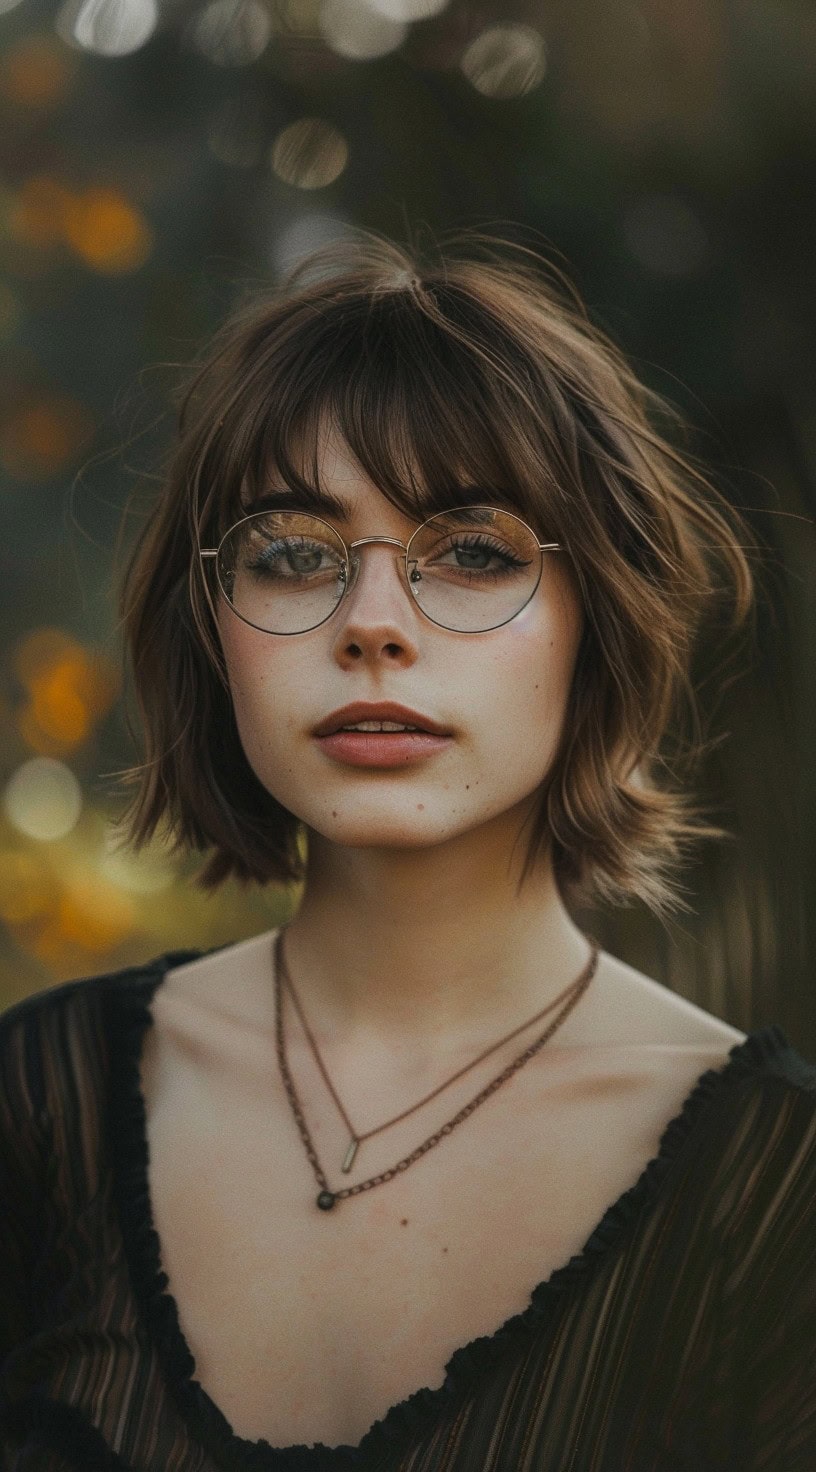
left=199, top=505, right=563, bottom=635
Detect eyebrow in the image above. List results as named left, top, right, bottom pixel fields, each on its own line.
left=244, top=488, right=352, bottom=520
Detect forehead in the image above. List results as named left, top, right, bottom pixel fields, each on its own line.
left=243, top=423, right=524, bottom=529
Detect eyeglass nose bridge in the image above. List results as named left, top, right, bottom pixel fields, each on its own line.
left=343, top=534, right=419, bottom=604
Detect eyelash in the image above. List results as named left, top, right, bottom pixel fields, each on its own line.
left=243, top=534, right=527, bottom=578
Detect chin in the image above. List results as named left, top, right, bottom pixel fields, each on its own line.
left=308, top=805, right=465, bottom=851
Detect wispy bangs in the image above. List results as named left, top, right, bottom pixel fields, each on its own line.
left=207, top=285, right=565, bottom=540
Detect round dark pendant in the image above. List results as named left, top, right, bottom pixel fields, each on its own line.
left=316, top=1190, right=336, bottom=1211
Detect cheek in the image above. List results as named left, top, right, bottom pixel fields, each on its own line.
left=484, top=588, right=582, bottom=742
left=218, top=616, right=298, bottom=770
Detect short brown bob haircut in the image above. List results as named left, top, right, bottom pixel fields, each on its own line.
left=119, top=229, right=755, bottom=919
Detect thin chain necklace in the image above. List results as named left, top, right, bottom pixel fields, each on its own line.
left=273, top=929, right=600, bottom=1211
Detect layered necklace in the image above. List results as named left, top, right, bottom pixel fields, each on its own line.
left=273, top=928, right=600, bottom=1212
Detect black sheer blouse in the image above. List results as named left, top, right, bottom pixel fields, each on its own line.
left=1, top=954, right=815, bottom=1470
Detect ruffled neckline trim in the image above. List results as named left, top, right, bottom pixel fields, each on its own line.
left=104, top=950, right=796, bottom=1470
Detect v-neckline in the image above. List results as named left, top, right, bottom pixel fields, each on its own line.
left=104, top=950, right=792, bottom=1470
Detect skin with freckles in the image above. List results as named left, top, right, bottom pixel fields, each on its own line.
left=216, top=426, right=596, bottom=1052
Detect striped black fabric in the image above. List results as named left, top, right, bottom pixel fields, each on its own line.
left=1, top=954, right=815, bottom=1471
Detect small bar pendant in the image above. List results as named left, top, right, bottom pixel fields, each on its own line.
left=341, top=1137, right=359, bottom=1173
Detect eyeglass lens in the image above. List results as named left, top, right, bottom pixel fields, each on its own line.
left=215, top=508, right=544, bottom=634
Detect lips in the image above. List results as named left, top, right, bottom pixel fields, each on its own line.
left=312, top=702, right=452, bottom=739
left=314, top=729, right=452, bottom=769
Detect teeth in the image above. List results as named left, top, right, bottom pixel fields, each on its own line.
left=340, top=721, right=420, bottom=732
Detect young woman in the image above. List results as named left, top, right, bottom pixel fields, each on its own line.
left=2, top=234, right=814, bottom=1471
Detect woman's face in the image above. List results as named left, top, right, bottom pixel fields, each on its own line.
left=218, top=431, right=585, bottom=855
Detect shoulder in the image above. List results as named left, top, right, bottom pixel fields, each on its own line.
left=0, top=972, right=107, bottom=1127
left=566, top=947, right=750, bottom=1050
left=0, top=952, right=201, bottom=1129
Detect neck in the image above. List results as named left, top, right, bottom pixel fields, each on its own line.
left=281, top=809, right=592, bottom=1063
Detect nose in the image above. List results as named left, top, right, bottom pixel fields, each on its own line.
left=331, top=538, right=420, bottom=670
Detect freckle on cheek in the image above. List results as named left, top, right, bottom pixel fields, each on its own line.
left=416, top=804, right=424, bottom=811
left=331, top=810, right=337, bottom=818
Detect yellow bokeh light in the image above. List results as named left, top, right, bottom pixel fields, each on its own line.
left=63, top=188, right=153, bottom=273
left=0, top=35, right=74, bottom=108
left=15, top=627, right=78, bottom=686
left=31, top=670, right=91, bottom=744
left=55, top=878, right=136, bottom=951
left=0, top=849, right=54, bottom=926
left=270, top=118, right=349, bottom=190
left=0, top=393, right=95, bottom=481
left=14, top=629, right=121, bottom=754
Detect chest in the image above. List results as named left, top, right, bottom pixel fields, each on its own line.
left=137, top=1012, right=721, bottom=1450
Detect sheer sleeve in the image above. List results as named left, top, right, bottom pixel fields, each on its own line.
left=0, top=997, right=52, bottom=1362
left=733, top=1075, right=816, bottom=1469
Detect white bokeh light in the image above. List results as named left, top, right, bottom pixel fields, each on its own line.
left=366, top=0, right=447, bottom=20
left=460, top=23, right=546, bottom=99
left=319, top=0, right=406, bottom=60
left=188, top=0, right=273, bottom=67
left=270, top=118, right=349, bottom=189
left=69, top=0, right=159, bottom=56
left=3, top=758, right=82, bottom=842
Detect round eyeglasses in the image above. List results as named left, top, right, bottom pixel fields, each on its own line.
left=199, top=506, right=563, bottom=635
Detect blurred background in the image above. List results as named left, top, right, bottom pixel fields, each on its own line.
left=0, top=0, right=814, bottom=1049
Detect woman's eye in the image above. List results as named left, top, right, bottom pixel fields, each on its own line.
left=248, top=538, right=338, bottom=576
left=434, top=538, right=524, bottom=573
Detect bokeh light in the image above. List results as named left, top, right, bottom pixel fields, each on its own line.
left=68, top=0, right=159, bottom=57
left=366, top=0, right=447, bottom=20
left=0, top=393, right=95, bottom=481
left=460, top=24, right=546, bottom=99
left=54, top=876, right=136, bottom=952
left=188, top=0, right=274, bottom=67
left=14, top=628, right=120, bottom=756
left=0, top=850, right=53, bottom=927
left=319, top=0, right=406, bottom=60
left=63, top=188, right=154, bottom=272
left=270, top=118, right=349, bottom=189
left=0, top=35, right=74, bottom=107
left=3, top=758, right=83, bottom=842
